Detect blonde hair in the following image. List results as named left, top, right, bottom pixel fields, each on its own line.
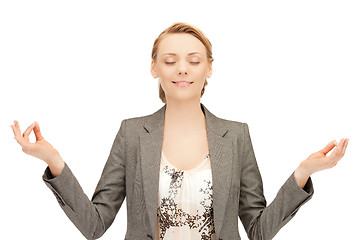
left=151, top=22, right=214, bottom=103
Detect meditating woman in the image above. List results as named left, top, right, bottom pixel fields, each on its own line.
left=11, top=22, right=349, bottom=240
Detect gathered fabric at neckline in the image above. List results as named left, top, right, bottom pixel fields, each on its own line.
left=161, top=151, right=210, bottom=172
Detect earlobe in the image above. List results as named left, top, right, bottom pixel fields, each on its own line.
left=151, top=71, right=158, bottom=78
left=150, top=61, right=158, bottom=78
left=150, top=67, right=157, bottom=78
left=207, top=67, right=212, bottom=78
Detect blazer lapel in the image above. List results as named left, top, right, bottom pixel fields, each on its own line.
left=139, top=103, right=233, bottom=238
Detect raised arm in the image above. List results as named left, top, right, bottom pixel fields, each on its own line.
left=42, top=119, right=127, bottom=239
left=238, top=123, right=314, bottom=240
left=11, top=119, right=127, bottom=239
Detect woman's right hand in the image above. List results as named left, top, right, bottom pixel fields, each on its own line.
left=11, top=120, right=62, bottom=164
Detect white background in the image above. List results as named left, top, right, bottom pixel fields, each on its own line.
left=1, top=0, right=362, bottom=239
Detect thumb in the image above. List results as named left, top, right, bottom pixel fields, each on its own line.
left=319, top=140, right=338, bottom=155
left=33, top=122, right=44, bottom=141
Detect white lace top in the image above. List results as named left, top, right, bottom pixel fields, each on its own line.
left=156, top=151, right=216, bottom=240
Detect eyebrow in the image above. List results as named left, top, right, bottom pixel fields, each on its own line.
left=161, top=52, right=202, bottom=56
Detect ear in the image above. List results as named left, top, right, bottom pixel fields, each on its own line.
left=206, top=61, right=212, bottom=78
left=150, top=60, right=158, bottom=78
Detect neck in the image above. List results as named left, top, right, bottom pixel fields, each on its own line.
left=164, top=99, right=206, bottom=133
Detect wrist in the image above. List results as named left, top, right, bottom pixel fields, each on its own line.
left=294, top=165, right=311, bottom=189
left=46, top=155, right=65, bottom=178
left=296, top=163, right=312, bottom=177
left=45, top=154, right=63, bottom=166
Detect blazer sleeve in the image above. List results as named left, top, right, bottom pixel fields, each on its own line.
left=239, top=123, right=314, bottom=240
left=42, top=119, right=127, bottom=240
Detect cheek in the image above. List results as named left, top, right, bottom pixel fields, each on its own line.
left=194, top=65, right=208, bottom=74
left=158, top=68, right=173, bottom=78
left=193, top=69, right=208, bottom=80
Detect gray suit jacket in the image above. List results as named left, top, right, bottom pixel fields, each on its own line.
left=42, top=103, right=314, bottom=240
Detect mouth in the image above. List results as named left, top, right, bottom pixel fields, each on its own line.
left=172, top=81, right=193, bottom=87
left=172, top=81, right=193, bottom=84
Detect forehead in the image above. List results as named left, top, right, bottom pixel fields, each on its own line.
left=158, top=33, right=206, bottom=56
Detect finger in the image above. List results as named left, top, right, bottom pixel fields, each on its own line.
left=342, top=138, right=349, bottom=155
left=334, top=138, right=349, bottom=165
left=33, top=122, right=44, bottom=141
left=22, top=122, right=36, bottom=142
left=336, top=138, right=345, bottom=157
left=331, top=138, right=349, bottom=167
left=11, top=120, right=22, bottom=138
left=11, top=120, right=28, bottom=147
left=336, top=138, right=348, bottom=160
left=11, top=120, right=24, bottom=144
left=329, top=138, right=346, bottom=166
left=327, top=139, right=342, bottom=161
left=319, top=140, right=336, bottom=155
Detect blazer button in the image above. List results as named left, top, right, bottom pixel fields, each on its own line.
left=146, top=234, right=153, bottom=239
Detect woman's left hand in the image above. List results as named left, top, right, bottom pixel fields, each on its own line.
left=299, top=138, right=349, bottom=177
left=294, top=138, right=349, bottom=189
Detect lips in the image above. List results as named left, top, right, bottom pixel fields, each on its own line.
left=172, top=81, right=193, bottom=84
left=172, top=81, right=193, bottom=87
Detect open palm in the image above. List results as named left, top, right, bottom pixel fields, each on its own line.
left=300, top=138, right=349, bottom=176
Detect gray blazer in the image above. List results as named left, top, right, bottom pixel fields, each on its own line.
left=42, top=103, right=314, bottom=240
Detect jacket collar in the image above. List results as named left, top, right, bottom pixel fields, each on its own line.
left=139, top=102, right=233, bottom=238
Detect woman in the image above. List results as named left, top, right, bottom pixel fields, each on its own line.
left=11, top=22, right=349, bottom=240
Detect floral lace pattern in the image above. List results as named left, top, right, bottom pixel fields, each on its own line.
left=157, top=152, right=215, bottom=240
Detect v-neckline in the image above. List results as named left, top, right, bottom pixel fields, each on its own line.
left=161, top=151, right=210, bottom=172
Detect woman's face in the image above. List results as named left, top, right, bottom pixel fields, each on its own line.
left=151, top=33, right=212, bottom=102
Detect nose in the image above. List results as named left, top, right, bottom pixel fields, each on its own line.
left=177, top=61, right=188, bottom=76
